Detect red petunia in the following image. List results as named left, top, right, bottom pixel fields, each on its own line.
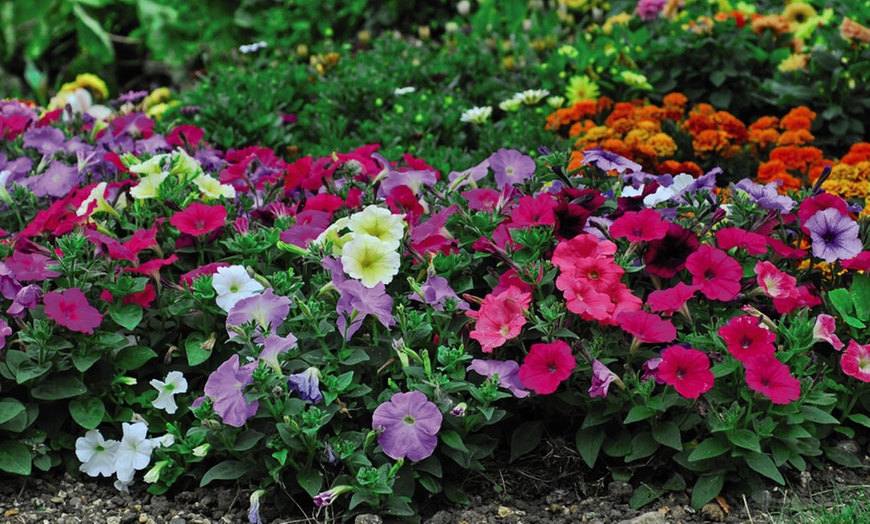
left=718, top=315, right=776, bottom=363
left=657, top=345, right=714, bottom=399
left=609, top=209, right=669, bottom=242
left=685, top=245, right=743, bottom=301
left=617, top=310, right=677, bottom=344
left=518, top=340, right=576, bottom=394
left=44, top=288, right=103, bottom=334
left=509, top=194, right=558, bottom=229
left=170, top=203, right=227, bottom=237
left=744, top=354, right=801, bottom=404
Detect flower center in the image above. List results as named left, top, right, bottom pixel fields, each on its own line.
left=676, top=367, right=687, bottom=380
left=402, top=415, right=416, bottom=425
left=823, top=233, right=835, bottom=244
left=548, top=362, right=558, bottom=373
left=740, top=336, right=753, bottom=349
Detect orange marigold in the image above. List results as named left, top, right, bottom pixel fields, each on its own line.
left=840, top=142, right=870, bottom=165
left=776, top=129, right=815, bottom=146
left=693, top=129, right=730, bottom=155
left=808, top=159, right=835, bottom=183
left=647, top=133, right=678, bottom=158
left=568, top=119, right=597, bottom=138
left=780, top=106, right=816, bottom=131
left=757, top=159, right=789, bottom=183
left=657, top=160, right=704, bottom=177
left=770, top=146, right=822, bottom=172
left=749, top=128, right=781, bottom=150
left=597, top=139, right=633, bottom=159
left=713, top=111, right=748, bottom=143
left=749, top=116, right=780, bottom=131
left=828, top=163, right=860, bottom=182
left=624, top=128, right=652, bottom=147
left=662, top=92, right=688, bottom=120
left=751, top=14, right=791, bottom=36
left=636, top=105, right=666, bottom=122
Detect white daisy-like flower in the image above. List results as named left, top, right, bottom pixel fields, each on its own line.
left=498, top=97, right=523, bottom=112
left=394, top=86, right=416, bottom=95
left=193, top=174, right=236, bottom=200
left=514, top=89, right=550, bottom=105
left=460, top=106, right=492, bottom=124
left=76, top=430, right=119, bottom=478
left=347, top=206, right=405, bottom=250
left=341, top=234, right=401, bottom=288
left=212, top=265, right=265, bottom=312
left=547, top=95, right=566, bottom=108
left=149, top=371, right=188, bottom=414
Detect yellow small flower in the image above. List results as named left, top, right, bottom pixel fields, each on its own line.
left=778, top=53, right=810, bottom=73
left=347, top=206, right=406, bottom=249
left=602, top=13, right=632, bottom=34
left=130, top=172, right=170, bottom=200
left=60, top=73, right=109, bottom=99
left=782, top=2, right=817, bottom=30
left=340, top=234, right=401, bottom=288
left=194, top=175, right=236, bottom=200
left=144, top=87, right=172, bottom=110
left=565, top=75, right=600, bottom=105
left=619, top=71, right=653, bottom=90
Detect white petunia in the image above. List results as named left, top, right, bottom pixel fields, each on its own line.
left=193, top=174, right=236, bottom=200
left=212, top=265, right=265, bottom=312
left=75, top=430, right=119, bottom=478
left=114, top=422, right=156, bottom=485
left=149, top=371, right=188, bottom=414
left=460, top=106, right=492, bottom=124
left=129, top=171, right=170, bottom=200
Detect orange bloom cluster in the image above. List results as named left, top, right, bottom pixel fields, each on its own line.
left=680, top=103, right=748, bottom=158
left=754, top=107, right=831, bottom=190
left=821, top=142, right=870, bottom=214
left=713, top=10, right=747, bottom=29
left=750, top=14, right=791, bottom=36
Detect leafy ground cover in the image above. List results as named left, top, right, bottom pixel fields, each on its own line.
left=1, top=1, right=870, bottom=523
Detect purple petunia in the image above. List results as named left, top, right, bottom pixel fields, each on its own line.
left=407, top=276, right=469, bottom=311
left=325, top=257, right=395, bottom=340
left=0, top=318, right=11, bottom=351
left=226, top=288, right=292, bottom=341
left=588, top=360, right=614, bottom=398
left=287, top=367, right=323, bottom=404
left=805, top=208, right=863, bottom=262
left=203, top=354, right=259, bottom=427
left=734, top=179, right=796, bottom=213
left=258, top=333, right=297, bottom=374
left=488, top=148, right=536, bottom=189
left=466, top=359, right=530, bottom=398
left=22, top=127, right=67, bottom=156
left=7, top=284, right=42, bottom=317
left=581, top=147, right=642, bottom=174
left=21, top=160, right=80, bottom=198
left=372, top=390, right=443, bottom=461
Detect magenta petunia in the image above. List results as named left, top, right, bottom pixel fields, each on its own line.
left=657, top=346, right=714, bottom=399
left=744, top=354, right=801, bottom=404
left=170, top=202, right=228, bottom=237
left=5, top=250, right=61, bottom=282
left=718, top=315, right=776, bottom=363
left=518, top=340, right=576, bottom=394
left=609, top=209, right=669, bottom=243
left=715, top=227, right=768, bottom=255
left=646, top=282, right=701, bottom=315
left=372, top=390, right=442, bottom=461
left=617, top=310, right=677, bottom=344
left=685, top=245, right=742, bottom=301
left=841, top=340, right=870, bottom=383
left=812, top=314, right=844, bottom=351
left=43, top=288, right=103, bottom=334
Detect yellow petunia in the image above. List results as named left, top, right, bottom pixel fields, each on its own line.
left=347, top=206, right=406, bottom=250
left=193, top=175, right=236, bottom=200
left=60, top=73, right=109, bottom=99
left=130, top=172, right=170, bottom=200
left=340, top=234, right=401, bottom=288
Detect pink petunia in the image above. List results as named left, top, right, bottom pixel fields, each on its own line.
left=657, top=346, right=714, bottom=399
left=718, top=315, right=776, bottom=363
left=509, top=194, right=557, bottom=229
left=466, top=286, right=531, bottom=353
left=744, top=354, right=801, bottom=404
left=772, top=284, right=822, bottom=314
left=755, top=261, right=799, bottom=300
left=812, top=314, right=844, bottom=351
left=518, top=340, right=576, bottom=394
left=170, top=202, right=227, bottom=237
left=685, top=245, right=743, bottom=301
left=646, top=282, right=701, bottom=315
left=617, top=310, right=676, bottom=344
left=43, top=288, right=103, bottom=334
left=609, top=209, right=669, bottom=243
left=715, top=227, right=768, bottom=255
left=841, top=340, right=870, bottom=383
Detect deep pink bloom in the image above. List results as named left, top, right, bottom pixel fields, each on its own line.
left=718, top=315, right=776, bottom=363
left=657, top=346, right=714, bottom=399
left=518, top=340, right=576, bottom=394
left=813, top=314, right=844, bottom=351
left=617, top=310, right=676, bottom=344
left=755, top=261, right=799, bottom=300
left=715, top=227, right=768, bottom=255
left=767, top=237, right=808, bottom=259
left=466, top=287, right=530, bottom=353
left=372, top=390, right=442, bottom=461
left=204, top=354, right=259, bottom=427
left=43, top=288, right=103, bottom=334
left=841, top=340, right=870, bottom=383
left=5, top=250, right=60, bottom=282
left=772, top=284, right=821, bottom=314
left=510, top=194, right=557, bottom=228
left=643, top=223, right=699, bottom=279
left=170, top=202, right=227, bottom=236
left=557, top=278, right=614, bottom=322
left=0, top=318, right=11, bottom=350
left=122, top=255, right=179, bottom=282
left=609, top=209, right=669, bottom=242
left=744, top=354, right=801, bottom=404
left=551, top=234, right=617, bottom=273
left=646, top=282, right=701, bottom=315
left=685, top=245, right=742, bottom=301
left=841, top=251, right=870, bottom=271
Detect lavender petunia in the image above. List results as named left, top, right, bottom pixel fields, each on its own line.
left=734, top=179, right=796, bottom=213
left=488, top=148, right=536, bottom=189
left=287, top=367, right=322, bottom=403
left=447, top=158, right=490, bottom=189
left=336, top=279, right=395, bottom=340
left=258, top=333, right=298, bottom=374
left=588, top=360, right=614, bottom=398
left=582, top=147, right=642, bottom=174
left=466, top=359, right=530, bottom=398
left=8, top=284, right=42, bottom=317
left=805, top=208, right=863, bottom=262
left=226, top=288, right=292, bottom=341
left=22, top=161, right=80, bottom=198
left=0, top=262, right=22, bottom=300
left=22, top=127, right=67, bottom=156
left=203, top=354, right=259, bottom=427
left=0, top=318, right=11, bottom=350
left=372, top=391, right=442, bottom=461
left=408, top=276, right=469, bottom=311
left=0, top=153, right=33, bottom=183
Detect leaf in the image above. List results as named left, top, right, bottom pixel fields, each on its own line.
left=440, top=430, right=469, bottom=453
left=510, top=421, right=543, bottom=463
left=68, top=397, right=105, bottom=430
left=729, top=429, right=761, bottom=453
left=108, top=303, right=143, bottom=330
left=200, top=460, right=248, bottom=487
left=31, top=375, right=86, bottom=400
left=825, top=446, right=862, bottom=468
left=72, top=4, right=114, bottom=63
left=691, top=473, right=724, bottom=509
left=851, top=273, right=870, bottom=321
left=652, top=422, right=683, bottom=451
left=114, top=346, right=157, bottom=371
left=828, top=288, right=854, bottom=317
left=688, top=437, right=730, bottom=462
left=709, top=71, right=726, bottom=87
left=0, top=440, right=30, bottom=476
left=630, top=484, right=664, bottom=509
left=575, top=426, right=604, bottom=468
left=185, top=333, right=212, bottom=366
left=233, top=430, right=264, bottom=452
left=625, top=432, right=659, bottom=463
left=744, top=452, right=784, bottom=484
left=0, top=399, right=25, bottom=425
left=848, top=413, right=870, bottom=429
left=623, top=405, right=655, bottom=424
left=296, top=469, right=322, bottom=497
left=799, top=405, right=839, bottom=425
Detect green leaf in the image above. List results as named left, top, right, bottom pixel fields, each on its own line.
left=440, top=430, right=469, bottom=453
left=630, top=484, right=664, bottom=510
left=68, top=397, right=105, bottom=430
left=710, top=71, right=726, bottom=87
left=710, top=88, right=732, bottom=109
left=652, top=422, right=682, bottom=451
left=851, top=273, right=870, bottom=321
left=0, top=440, right=30, bottom=476
left=688, top=437, right=730, bottom=462
left=71, top=346, right=102, bottom=372
left=729, top=429, right=761, bottom=453
left=296, top=469, right=323, bottom=497
left=624, top=405, right=655, bottom=424
left=744, top=452, right=784, bottom=484
left=200, top=460, right=248, bottom=487
left=0, top=399, right=25, bottom=425
left=625, top=432, right=659, bottom=463
left=825, top=446, right=862, bottom=468
left=691, top=473, right=724, bottom=509
left=108, top=303, right=143, bottom=330
left=339, top=348, right=370, bottom=365
left=828, top=288, right=855, bottom=317
left=31, top=375, right=87, bottom=400
left=234, top=430, right=264, bottom=452
left=847, top=413, right=870, bottom=429
left=799, top=405, right=839, bottom=425
left=510, top=421, right=542, bottom=462
left=72, top=4, right=114, bottom=63
left=114, top=346, right=157, bottom=371
left=185, top=333, right=212, bottom=366
left=575, top=426, right=604, bottom=468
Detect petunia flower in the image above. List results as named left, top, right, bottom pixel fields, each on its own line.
left=466, top=287, right=530, bottom=353
left=170, top=202, right=227, bottom=237
left=212, top=265, right=265, bottom=313
left=733, top=179, right=795, bottom=213
left=716, top=227, right=768, bottom=255
left=347, top=205, right=406, bottom=249
left=518, top=340, right=576, bottom=394
left=685, top=245, right=743, bottom=301
left=755, top=261, right=799, bottom=300
left=643, top=223, right=699, bottom=279
left=129, top=171, right=169, bottom=199
left=0, top=318, right=11, bottom=350
left=114, top=422, right=156, bottom=488
left=609, top=209, right=669, bottom=242
left=193, top=174, right=236, bottom=200
left=804, top=208, right=863, bottom=263
left=44, top=288, right=103, bottom=334
left=718, top=315, right=776, bottom=363
left=372, top=390, right=443, bottom=461
left=150, top=371, right=188, bottom=414
left=841, top=340, right=870, bottom=383
left=313, top=485, right=354, bottom=507
left=617, top=310, right=677, bottom=345
left=76, top=429, right=119, bottom=478
left=488, top=148, right=536, bottom=189
left=340, top=234, right=401, bottom=288
left=646, top=282, right=701, bottom=316
left=581, top=147, right=641, bottom=174
left=258, top=334, right=297, bottom=375
left=204, top=354, right=259, bottom=427
left=744, top=354, right=801, bottom=404
left=812, top=314, right=844, bottom=351
left=287, top=367, right=322, bottom=403
left=407, top=276, right=469, bottom=311
left=335, top=277, right=395, bottom=340
left=5, top=250, right=61, bottom=282
left=657, top=346, right=714, bottom=399
left=226, top=288, right=292, bottom=340
left=588, top=360, right=615, bottom=398
left=466, top=359, right=530, bottom=398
